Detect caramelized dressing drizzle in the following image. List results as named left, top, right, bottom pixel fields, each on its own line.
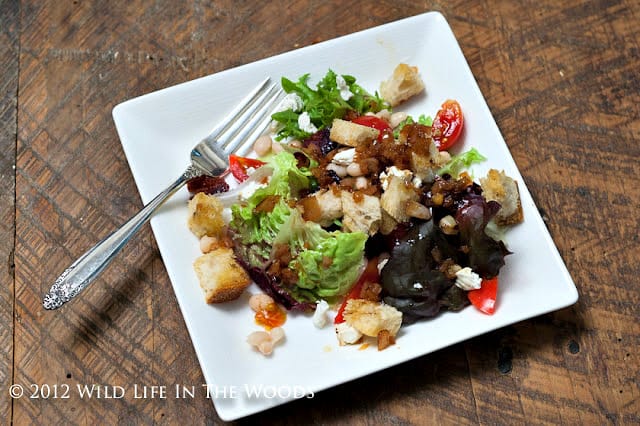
left=255, top=302, right=287, bottom=330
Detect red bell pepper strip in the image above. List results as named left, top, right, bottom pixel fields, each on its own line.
left=228, top=155, right=266, bottom=182
left=468, top=276, right=498, bottom=315
left=334, top=257, right=379, bottom=324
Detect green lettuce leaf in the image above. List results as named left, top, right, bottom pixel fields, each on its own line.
left=437, top=147, right=487, bottom=178
left=275, top=208, right=367, bottom=299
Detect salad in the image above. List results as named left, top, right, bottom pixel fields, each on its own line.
left=186, top=64, right=523, bottom=353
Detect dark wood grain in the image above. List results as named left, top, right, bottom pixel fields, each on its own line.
left=4, top=0, right=639, bottom=424
left=0, top=0, right=19, bottom=423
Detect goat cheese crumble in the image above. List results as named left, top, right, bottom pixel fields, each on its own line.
left=275, top=93, right=304, bottom=113
left=298, top=112, right=318, bottom=134
left=331, top=148, right=356, bottom=166
left=454, top=267, right=482, bottom=291
left=312, top=300, right=330, bottom=328
left=336, top=75, right=353, bottom=101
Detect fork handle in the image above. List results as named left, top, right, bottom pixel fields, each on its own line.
left=43, top=169, right=194, bottom=310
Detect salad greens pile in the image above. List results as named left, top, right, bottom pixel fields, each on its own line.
left=271, top=70, right=388, bottom=140
left=221, top=68, right=513, bottom=320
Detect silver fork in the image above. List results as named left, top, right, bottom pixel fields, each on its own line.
left=43, top=78, right=282, bottom=310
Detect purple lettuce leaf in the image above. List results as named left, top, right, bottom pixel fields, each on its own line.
left=456, top=193, right=511, bottom=278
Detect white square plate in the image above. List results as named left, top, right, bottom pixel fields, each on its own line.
left=112, top=11, right=578, bottom=421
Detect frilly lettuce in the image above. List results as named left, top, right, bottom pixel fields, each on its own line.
left=229, top=151, right=367, bottom=307
left=276, top=208, right=367, bottom=298
left=437, top=147, right=487, bottom=178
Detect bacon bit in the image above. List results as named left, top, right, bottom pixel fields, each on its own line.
left=359, top=281, right=382, bottom=302
left=280, top=268, right=298, bottom=285
left=321, top=256, right=333, bottom=268
left=358, top=157, right=380, bottom=175
left=377, top=329, right=395, bottom=351
left=186, top=175, right=229, bottom=196
left=254, top=195, right=281, bottom=214
left=299, top=196, right=322, bottom=222
left=361, top=185, right=380, bottom=197
left=272, top=243, right=292, bottom=265
left=352, top=191, right=364, bottom=204
left=294, top=151, right=310, bottom=168
left=267, top=260, right=282, bottom=276
left=438, top=258, right=461, bottom=279
left=343, top=110, right=360, bottom=121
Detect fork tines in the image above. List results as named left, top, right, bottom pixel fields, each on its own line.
left=207, top=78, right=283, bottom=156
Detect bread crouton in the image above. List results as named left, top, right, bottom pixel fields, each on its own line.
left=188, top=192, right=225, bottom=238
left=193, top=247, right=251, bottom=303
left=341, top=191, right=381, bottom=235
left=480, top=169, right=524, bottom=226
left=300, top=188, right=343, bottom=227
left=380, top=175, right=419, bottom=223
left=343, top=299, right=402, bottom=337
left=410, top=144, right=441, bottom=183
left=379, top=63, right=425, bottom=107
left=330, top=118, right=379, bottom=147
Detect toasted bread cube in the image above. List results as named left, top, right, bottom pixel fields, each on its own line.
left=194, top=247, right=251, bottom=303
left=341, top=191, right=381, bottom=235
left=343, top=299, right=402, bottom=337
left=410, top=141, right=441, bottom=182
left=330, top=118, right=379, bottom=147
left=188, top=192, right=225, bottom=238
left=480, top=169, right=524, bottom=226
left=379, top=63, right=425, bottom=107
left=380, top=175, right=419, bottom=223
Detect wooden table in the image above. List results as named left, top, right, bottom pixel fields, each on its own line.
left=2, top=1, right=639, bottom=424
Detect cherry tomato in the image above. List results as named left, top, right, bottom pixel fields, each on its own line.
left=228, top=155, right=266, bottom=182
left=432, top=100, right=464, bottom=151
left=352, top=116, right=391, bottom=142
left=334, top=257, right=379, bottom=324
left=467, top=276, right=498, bottom=315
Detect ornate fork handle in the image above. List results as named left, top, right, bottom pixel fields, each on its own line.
left=43, top=165, right=201, bottom=310
left=43, top=78, right=280, bottom=310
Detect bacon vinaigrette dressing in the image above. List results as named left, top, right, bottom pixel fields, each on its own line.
left=254, top=301, right=287, bottom=330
